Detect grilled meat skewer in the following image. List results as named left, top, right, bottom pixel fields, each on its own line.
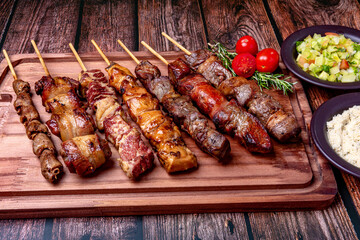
left=78, top=69, right=154, bottom=179
left=135, top=60, right=231, bottom=162
left=105, top=62, right=198, bottom=173
left=185, top=49, right=301, bottom=142
left=35, top=76, right=96, bottom=142
left=35, top=75, right=111, bottom=176
left=13, top=79, right=63, bottom=183
left=168, top=58, right=272, bottom=153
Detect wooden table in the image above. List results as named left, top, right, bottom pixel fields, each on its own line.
left=0, top=0, right=359, bottom=239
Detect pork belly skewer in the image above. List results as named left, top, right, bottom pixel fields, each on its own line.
left=162, top=33, right=301, bottom=142
left=141, top=41, right=272, bottom=153
left=31, top=41, right=111, bottom=176
left=117, top=40, right=231, bottom=162
left=91, top=40, right=197, bottom=173
left=3, top=49, right=64, bottom=183
left=69, top=43, right=154, bottom=179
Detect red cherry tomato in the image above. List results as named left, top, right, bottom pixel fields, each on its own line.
left=236, top=35, right=258, bottom=56
left=232, top=53, right=256, bottom=78
left=255, top=48, right=279, bottom=73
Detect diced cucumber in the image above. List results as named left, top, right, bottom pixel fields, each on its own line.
left=331, top=53, right=341, bottom=62
left=354, top=51, right=360, bottom=60
left=330, top=66, right=340, bottom=75
left=315, top=56, right=324, bottom=66
left=309, top=63, right=321, bottom=73
left=328, top=74, right=337, bottom=82
left=342, top=73, right=356, bottom=82
left=296, top=33, right=360, bottom=83
left=318, top=71, right=329, bottom=80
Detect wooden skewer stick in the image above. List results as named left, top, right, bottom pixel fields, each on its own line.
left=161, top=32, right=192, bottom=56
left=2, top=49, right=17, bottom=80
left=91, top=40, right=111, bottom=66
left=31, top=40, right=51, bottom=76
left=141, top=41, right=169, bottom=65
left=117, top=40, right=140, bottom=64
left=69, top=43, right=87, bottom=71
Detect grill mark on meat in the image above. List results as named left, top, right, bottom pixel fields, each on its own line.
left=135, top=60, right=231, bottom=161
left=12, top=79, right=63, bottom=183
left=35, top=76, right=111, bottom=176
left=106, top=62, right=197, bottom=173
left=169, top=58, right=272, bottom=153
left=186, top=50, right=301, bottom=142
left=80, top=69, right=154, bottom=179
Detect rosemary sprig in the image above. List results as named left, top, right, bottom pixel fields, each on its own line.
left=208, top=41, right=296, bottom=95
left=208, top=42, right=237, bottom=76
left=251, top=71, right=296, bottom=95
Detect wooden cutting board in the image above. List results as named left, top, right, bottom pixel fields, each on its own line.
left=0, top=51, right=336, bottom=218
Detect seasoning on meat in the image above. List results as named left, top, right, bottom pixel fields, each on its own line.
left=12, top=79, right=63, bottom=183
left=135, top=60, right=231, bottom=161
left=106, top=62, right=198, bottom=173
left=35, top=75, right=111, bottom=176
left=168, top=58, right=272, bottom=153
left=79, top=69, right=154, bottom=179
left=185, top=50, right=301, bottom=142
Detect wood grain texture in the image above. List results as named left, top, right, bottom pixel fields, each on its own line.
left=138, top=0, right=206, bottom=51
left=268, top=0, right=360, bottom=40
left=0, top=219, right=46, bottom=239
left=78, top=0, right=137, bottom=53
left=0, top=0, right=15, bottom=46
left=201, top=0, right=279, bottom=50
left=2, top=0, right=81, bottom=56
left=199, top=0, right=356, bottom=236
left=249, top=195, right=358, bottom=239
left=268, top=0, right=360, bottom=217
left=143, top=213, right=249, bottom=240
left=50, top=217, right=142, bottom=240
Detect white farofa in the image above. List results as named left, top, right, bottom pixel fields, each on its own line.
left=326, top=105, right=360, bottom=168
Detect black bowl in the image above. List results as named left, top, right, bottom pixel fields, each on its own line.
left=311, top=92, right=360, bottom=178
left=281, top=25, right=360, bottom=90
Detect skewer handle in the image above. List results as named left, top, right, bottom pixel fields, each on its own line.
left=31, top=40, right=51, bottom=77
left=2, top=49, right=17, bottom=80
left=161, top=32, right=192, bottom=55
left=117, top=40, right=140, bottom=65
left=91, top=40, right=111, bottom=66
left=69, top=43, right=87, bottom=72
left=141, top=41, right=169, bottom=65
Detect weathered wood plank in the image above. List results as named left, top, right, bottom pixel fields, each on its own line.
left=50, top=217, right=142, bottom=240
left=200, top=0, right=357, bottom=236
left=268, top=0, right=360, bottom=40
left=201, top=0, right=279, bottom=51
left=0, top=0, right=15, bottom=47
left=0, top=219, right=46, bottom=239
left=143, top=213, right=249, bottom=240
left=2, top=0, right=81, bottom=56
left=268, top=0, right=360, bottom=217
left=138, top=0, right=206, bottom=51
left=250, top=195, right=358, bottom=239
left=78, top=0, right=137, bottom=53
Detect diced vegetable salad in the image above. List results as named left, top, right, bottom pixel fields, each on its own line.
left=296, top=33, right=360, bottom=82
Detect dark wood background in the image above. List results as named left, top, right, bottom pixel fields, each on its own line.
left=0, top=0, right=360, bottom=239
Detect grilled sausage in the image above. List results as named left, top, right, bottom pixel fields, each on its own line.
left=168, top=59, right=272, bottom=153
left=185, top=50, right=301, bottom=142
